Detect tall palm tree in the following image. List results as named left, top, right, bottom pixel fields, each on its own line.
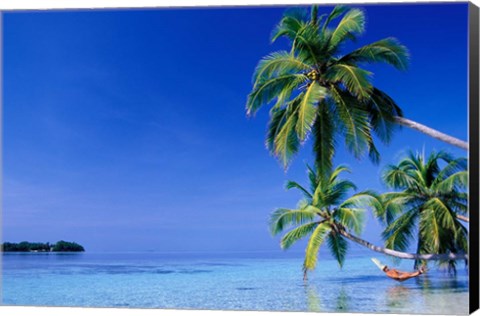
left=379, top=150, right=469, bottom=270
left=270, top=164, right=382, bottom=279
left=246, top=5, right=468, bottom=174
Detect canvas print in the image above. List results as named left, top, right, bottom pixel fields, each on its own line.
left=1, top=1, right=479, bottom=314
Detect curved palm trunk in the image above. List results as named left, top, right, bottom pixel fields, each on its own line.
left=395, top=117, right=469, bottom=150
left=338, top=229, right=468, bottom=261
left=457, top=214, right=469, bottom=223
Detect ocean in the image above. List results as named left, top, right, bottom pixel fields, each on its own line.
left=1, top=251, right=469, bottom=314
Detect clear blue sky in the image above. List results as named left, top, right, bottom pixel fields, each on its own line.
left=2, top=3, right=468, bottom=253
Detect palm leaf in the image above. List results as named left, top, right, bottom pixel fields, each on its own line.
left=246, top=74, right=306, bottom=116
left=325, top=179, right=357, bottom=206
left=377, top=192, right=412, bottom=226
left=253, top=51, right=311, bottom=83
left=382, top=164, right=419, bottom=189
left=281, top=221, right=321, bottom=249
left=334, top=207, right=365, bottom=235
left=271, top=8, right=309, bottom=43
left=327, top=231, right=348, bottom=267
left=327, top=65, right=372, bottom=99
left=273, top=99, right=301, bottom=168
left=419, top=207, right=444, bottom=252
left=366, top=131, right=380, bottom=164
left=435, top=171, right=468, bottom=193
left=383, top=208, right=418, bottom=252
left=285, top=180, right=313, bottom=199
left=322, top=5, right=349, bottom=31
left=311, top=6, right=327, bottom=26
left=303, top=222, right=331, bottom=272
left=270, top=208, right=317, bottom=235
left=433, top=156, right=467, bottom=185
left=306, top=164, right=319, bottom=193
left=423, top=198, right=458, bottom=231
left=312, top=101, right=336, bottom=176
left=340, top=190, right=382, bottom=230
left=328, top=165, right=350, bottom=182
left=364, top=88, right=403, bottom=144
left=329, top=8, right=365, bottom=48
left=296, top=82, right=327, bottom=141
left=266, top=107, right=289, bottom=153
left=330, top=87, right=372, bottom=159
left=291, top=24, right=322, bottom=65
left=339, top=38, right=409, bottom=71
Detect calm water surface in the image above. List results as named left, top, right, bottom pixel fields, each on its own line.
left=1, top=251, right=469, bottom=314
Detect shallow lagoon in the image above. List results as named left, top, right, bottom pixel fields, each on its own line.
left=2, top=251, right=469, bottom=314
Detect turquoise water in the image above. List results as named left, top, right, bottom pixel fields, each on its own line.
left=1, top=251, right=469, bottom=314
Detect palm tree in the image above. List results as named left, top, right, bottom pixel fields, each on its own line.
left=270, top=164, right=382, bottom=279
left=379, top=150, right=469, bottom=270
left=271, top=162, right=469, bottom=280
left=246, top=5, right=468, bottom=175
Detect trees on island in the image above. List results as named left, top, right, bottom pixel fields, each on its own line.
left=246, top=5, right=469, bottom=278
left=1, top=241, right=85, bottom=252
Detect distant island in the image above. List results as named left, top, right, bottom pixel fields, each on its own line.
left=1, top=240, right=85, bottom=252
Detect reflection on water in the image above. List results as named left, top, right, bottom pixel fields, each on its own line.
left=304, top=283, right=351, bottom=312
left=302, top=268, right=468, bottom=314
left=304, top=284, right=322, bottom=312
left=335, top=286, right=350, bottom=311
left=386, top=285, right=411, bottom=309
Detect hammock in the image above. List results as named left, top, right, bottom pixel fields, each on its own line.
left=371, top=258, right=425, bottom=282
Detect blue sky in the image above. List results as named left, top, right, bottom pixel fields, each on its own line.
left=2, top=3, right=468, bottom=253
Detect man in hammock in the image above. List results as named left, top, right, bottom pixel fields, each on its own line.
left=371, top=258, right=426, bottom=282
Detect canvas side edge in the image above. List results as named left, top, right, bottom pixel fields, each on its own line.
left=469, top=1, right=480, bottom=314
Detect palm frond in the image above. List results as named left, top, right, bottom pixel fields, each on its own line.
left=306, top=164, right=319, bottom=192
left=246, top=74, right=306, bottom=116
left=340, top=190, right=382, bottom=222
left=364, top=88, right=403, bottom=144
left=419, top=208, right=444, bottom=252
left=377, top=192, right=412, bottom=226
left=330, top=87, right=372, bottom=159
left=266, top=107, right=289, bottom=153
left=327, top=65, right=372, bottom=99
left=312, top=101, right=336, bottom=176
left=382, top=164, right=419, bottom=190
left=296, top=82, right=327, bottom=141
left=271, top=8, right=309, bottom=43
left=281, top=221, right=321, bottom=249
left=382, top=208, right=418, bottom=252
left=328, top=164, right=351, bottom=183
left=325, top=179, right=358, bottom=206
left=423, top=198, right=458, bottom=231
left=435, top=171, right=468, bottom=193
left=273, top=99, right=301, bottom=168
left=253, top=51, right=311, bottom=83
left=329, top=8, right=365, bottom=48
left=434, top=156, right=467, bottom=184
left=303, top=222, right=331, bottom=272
left=270, top=208, right=317, bottom=235
left=285, top=180, right=313, bottom=200
left=334, top=207, right=365, bottom=235
left=322, top=5, right=350, bottom=31
left=311, top=6, right=327, bottom=26
left=327, top=231, right=348, bottom=267
left=366, top=131, right=380, bottom=164
left=339, top=38, right=409, bottom=70
left=291, top=23, right=323, bottom=65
